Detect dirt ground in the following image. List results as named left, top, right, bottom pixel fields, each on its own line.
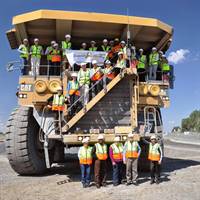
left=0, top=140, right=200, bottom=200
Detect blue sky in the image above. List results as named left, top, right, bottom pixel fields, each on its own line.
left=0, top=0, right=199, bottom=132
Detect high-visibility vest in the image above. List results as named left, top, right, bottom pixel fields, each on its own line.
left=19, top=45, right=29, bottom=59
left=120, top=47, right=127, bottom=58
left=149, top=52, right=159, bottom=65
left=52, top=94, right=65, bottom=111
left=104, top=67, right=115, bottom=79
left=101, top=45, right=110, bottom=52
left=161, top=63, right=170, bottom=72
left=116, top=59, right=126, bottom=69
left=79, top=146, right=93, bottom=165
left=68, top=81, right=80, bottom=96
left=95, top=143, right=108, bottom=160
left=51, top=50, right=61, bottom=62
left=110, top=143, right=123, bottom=160
left=137, top=55, right=147, bottom=69
left=46, top=46, right=53, bottom=61
left=80, top=48, right=86, bottom=50
left=91, top=67, right=103, bottom=81
left=31, top=45, right=43, bottom=58
left=89, top=47, right=97, bottom=51
left=62, top=41, right=72, bottom=55
left=148, top=143, right=161, bottom=161
left=78, top=69, right=90, bottom=85
left=125, top=141, right=139, bottom=158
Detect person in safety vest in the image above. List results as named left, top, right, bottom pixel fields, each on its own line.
left=109, top=136, right=124, bottom=186
left=62, top=34, right=72, bottom=54
left=30, top=38, right=43, bottom=76
left=142, top=135, right=163, bottom=184
left=137, top=49, right=147, bottom=82
left=67, top=72, right=80, bottom=115
left=90, top=60, right=103, bottom=97
left=114, top=52, right=126, bottom=75
left=103, top=60, right=115, bottom=85
left=161, top=55, right=171, bottom=83
left=101, top=39, right=110, bottom=52
left=92, top=134, right=108, bottom=188
left=120, top=41, right=127, bottom=59
left=77, top=63, right=90, bottom=106
left=18, top=38, right=29, bottom=75
left=149, top=47, right=159, bottom=80
left=45, top=41, right=56, bottom=66
left=49, top=43, right=62, bottom=76
left=78, top=137, right=93, bottom=188
left=123, top=133, right=141, bottom=186
left=89, top=41, right=97, bottom=51
left=80, top=42, right=87, bottom=50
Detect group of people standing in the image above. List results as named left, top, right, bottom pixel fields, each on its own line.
left=78, top=133, right=163, bottom=188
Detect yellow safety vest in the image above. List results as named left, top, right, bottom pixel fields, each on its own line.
left=125, top=141, right=139, bottom=158
left=111, top=143, right=123, bottom=160
left=162, top=63, right=170, bottom=72
left=101, top=45, right=110, bottom=52
left=78, top=69, right=90, bottom=85
left=95, top=143, right=108, bottom=160
left=19, top=45, right=29, bottom=59
left=137, top=55, right=146, bottom=69
left=89, top=47, right=97, bottom=51
left=148, top=143, right=161, bottom=161
left=149, top=52, right=159, bottom=65
left=68, top=81, right=80, bottom=96
left=31, top=45, right=43, bottom=58
left=116, top=59, right=126, bottom=69
left=52, top=94, right=65, bottom=111
left=79, top=146, right=93, bottom=165
left=46, top=46, right=53, bottom=61
left=62, top=41, right=72, bottom=55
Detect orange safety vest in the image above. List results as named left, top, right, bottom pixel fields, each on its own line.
left=52, top=94, right=65, bottom=111
left=51, top=50, right=61, bottom=62
left=78, top=146, right=93, bottom=165
left=91, top=67, right=103, bottom=81
left=68, top=81, right=80, bottom=96
left=111, top=143, right=123, bottom=160
left=104, top=67, right=115, bottom=80
left=148, top=143, right=161, bottom=161
left=95, top=143, right=108, bottom=160
left=125, top=141, right=139, bottom=158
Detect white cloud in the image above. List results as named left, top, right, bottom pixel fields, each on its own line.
left=167, top=49, right=190, bottom=64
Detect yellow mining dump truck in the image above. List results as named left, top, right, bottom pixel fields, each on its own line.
left=5, top=10, right=174, bottom=175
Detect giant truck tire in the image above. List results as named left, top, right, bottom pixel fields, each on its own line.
left=5, top=106, right=47, bottom=175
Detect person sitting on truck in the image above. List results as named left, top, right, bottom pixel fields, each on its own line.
left=161, top=55, right=171, bottom=83
left=90, top=60, right=103, bottom=97
left=49, top=43, right=62, bottom=76
left=142, top=135, right=163, bottom=184
left=149, top=47, right=159, bottom=80
left=80, top=42, right=87, bottom=50
left=103, top=60, right=115, bottom=85
left=137, top=48, right=147, bottom=82
left=18, top=38, right=29, bottom=75
left=77, top=63, right=90, bottom=106
left=101, top=39, right=110, bottom=52
left=109, top=136, right=124, bottom=186
left=30, top=38, right=43, bottom=76
left=114, top=52, right=126, bottom=75
left=78, top=137, right=93, bottom=188
left=67, top=72, right=80, bottom=115
left=123, top=133, right=141, bottom=186
left=93, top=134, right=108, bottom=188
left=89, top=41, right=98, bottom=51
left=45, top=41, right=56, bottom=66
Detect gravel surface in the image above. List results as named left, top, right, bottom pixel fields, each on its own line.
left=0, top=140, right=200, bottom=200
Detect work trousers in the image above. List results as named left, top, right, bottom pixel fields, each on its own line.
left=149, top=64, right=158, bottom=80
left=126, top=158, right=138, bottom=183
left=94, top=160, right=107, bottom=186
left=91, top=80, right=103, bottom=98
left=80, top=164, right=91, bottom=185
left=112, top=162, right=123, bottom=185
left=31, top=57, right=41, bottom=76
left=137, top=68, right=146, bottom=82
left=80, top=84, right=89, bottom=106
left=21, top=58, right=28, bottom=75
left=50, top=62, right=61, bottom=76
left=69, top=94, right=80, bottom=115
left=150, top=161, right=161, bottom=180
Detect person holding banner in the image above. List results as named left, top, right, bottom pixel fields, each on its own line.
left=77, top=63, right=91, bottom=106
left=90, top=60, right=103, bottom=97
left=89, top=41, right=98, bottom=51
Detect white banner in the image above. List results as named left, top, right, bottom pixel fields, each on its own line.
left=65, top=50, right=107, bottom=66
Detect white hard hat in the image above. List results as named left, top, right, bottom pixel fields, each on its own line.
left=92, top=60, right=97, bottom=65
left=162, top=54, right=166, bottom=58
left=97, top=134, right=104, bottom=140
left=150, top=135, right=157, bottom=140
left=82, top=42, right=87, bottom=46
left=56, top=86, right=62, bottom=91
left=105, top=60, right=111, bottom=65
left=80, top=62, right=87, bottom=67
left=114, top=136, right=120, bottom=142
left=51, top=40, right=56, bottom=45
left=53, top=43, right=58, bottom=47
left=82, top=137, right=89, bottom=144
left=23, top=38, right=28, bottom=42
left=65, top=34, right=71, bottom=38
left=139, top=48, right=144, bottom=52
left=128, top=133, right=134, bottom=138
left=71, top=72, right=78, bottom=77
left=118, top=51, right=123, bottom=55
left=90, top=40, right=96, bottom=44
left=159, top=51, right=163, bottom=55
left=120, top=41, right=126, bottom=44
left=152, top=47, right=157, bottom=51
left=34, top=38, right=39, bottom=42
left=103, top=39, right=108, bottom=43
